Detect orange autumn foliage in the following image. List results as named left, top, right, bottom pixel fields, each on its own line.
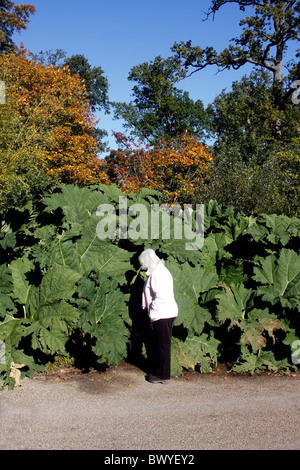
left=106, top=133, right=213, bottom=203
left=0, top=1, right=36, bottom=52
left=0, top=48, right=109, bottom=189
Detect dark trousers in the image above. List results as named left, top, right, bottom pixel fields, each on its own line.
left=152, top=317, right=175, bottom=380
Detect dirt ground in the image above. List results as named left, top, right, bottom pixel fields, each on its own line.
left=0, top=361, right=299, bottom=451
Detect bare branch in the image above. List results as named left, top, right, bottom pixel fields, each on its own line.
left=204, top=0, right=262, bottom=20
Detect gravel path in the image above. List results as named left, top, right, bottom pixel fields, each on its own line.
left=0, top=363, right=299, bottom=451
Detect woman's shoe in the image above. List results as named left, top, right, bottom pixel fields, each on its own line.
left=146, top=375, right=169, bottom=384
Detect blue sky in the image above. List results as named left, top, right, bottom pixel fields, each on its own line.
left=12, top=0, right=269, bottom=149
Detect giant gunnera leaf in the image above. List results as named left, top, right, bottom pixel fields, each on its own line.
left=253, top=248, right=300, bottom=309
left=0, top=265, right=16, bottom=319
left=171, top=333, right=220, bottom=376
left=23, top=266, right=81, bottom=354
left=34, top=212, right=132, bottom=285
left=76, top=270, right=130, bottom=366
left=167, top=260, right=218, bottom=334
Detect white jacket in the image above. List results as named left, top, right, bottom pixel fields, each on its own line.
left=142, top=262, right=178, bottom=322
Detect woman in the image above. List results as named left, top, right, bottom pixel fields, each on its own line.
left=138, top=248, right=178, bottom=384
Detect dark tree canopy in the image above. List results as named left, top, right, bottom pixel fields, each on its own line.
left=172, top=0, right=300, bottom=107
left=113, top=56, right=209, bottom=144
left=64, top=54, right=109, bottom=113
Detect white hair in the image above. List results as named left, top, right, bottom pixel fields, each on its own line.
left=138, top=248, right=163, bottom=271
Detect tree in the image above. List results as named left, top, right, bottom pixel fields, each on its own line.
left=172, top=0, right=300, bottom=108
left=64, top=54, right=110, bottom=153
left=204, top=67, right=300, bottom=215
left=64, top=54, right=109, bottom=113
left=208, top=69, right=300, bottom=163
left=113, top=56, right=209, bottom=145
left=168, top=1, right=300, bottom=214
left=0, top=0, right=35, bottom=52
left=0, top=49, right=109, bottom=209
left=106, top=133, right=213, bottom=204
left=31, top=50, right=110, bottom=152
left=204, top=158, right=290, bottom=214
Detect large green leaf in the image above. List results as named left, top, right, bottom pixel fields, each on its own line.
left=223, top=215, right=250, bottom=242
left=40, top=185, right=132, bottom=283
left=10, top=256, right=34, bottom=306
left=0, top=315, right=26, bottom=351
left=77, top=273, right=129, bottom=327
left=253, top=248, right=300, bottom=309
left=76, top=270, right=130, bottom=366
left=255, top=214, right=298, bottom=246
left=91, top=320, right=129, bottom=366
left=0, top=315, right=38, bottom=388
left=0, top=265, right=16, bottom=318
left=216, top=283, right=284, bottom=354
left=0, top=222, right=16, bottom=250
left=27, top=266, right=81, bottom=310
left=231, top=346, right=292, bottom=375
left=42, top=184, right=108, bottom=215
left=171, top=333, right=220, bottom=375
left=167, top=261, right=218, bottom=333
left=247, top=214, right=300, bottom=247
left=38, top=230, right=82, bottom=272
left=239, top=309, right=282, bottom=352
left=75, top=218, right=131, bottom=282
left=203, top=231, right=232, bottom=253
left=36, top=215, right=132, bottom=284
left=23, top=266, right=81, bottom=354
left=25, top=302, right=79, bottom=354
left=216, top=283, right=255, bottom=326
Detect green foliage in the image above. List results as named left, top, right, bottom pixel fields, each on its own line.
left=201, top=69, right=300, bottom=216
left=113, top=55, right=208, bottom=144
left=0, top=264, right=16, bottom=317
left=166, top=2, right=299, bottom=218
left=64, top=54, right=109, bottom=113
left=172, top=1, right=300, bottom=107
left=208, top=70, right=300, bottom=164
left=76, top=269, right=130, bottom=365
left=0, top=184, right=299, bottom=388
left=24, top=266, right=81, bottom=354
left=253, top=249, right=300, bottom=309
